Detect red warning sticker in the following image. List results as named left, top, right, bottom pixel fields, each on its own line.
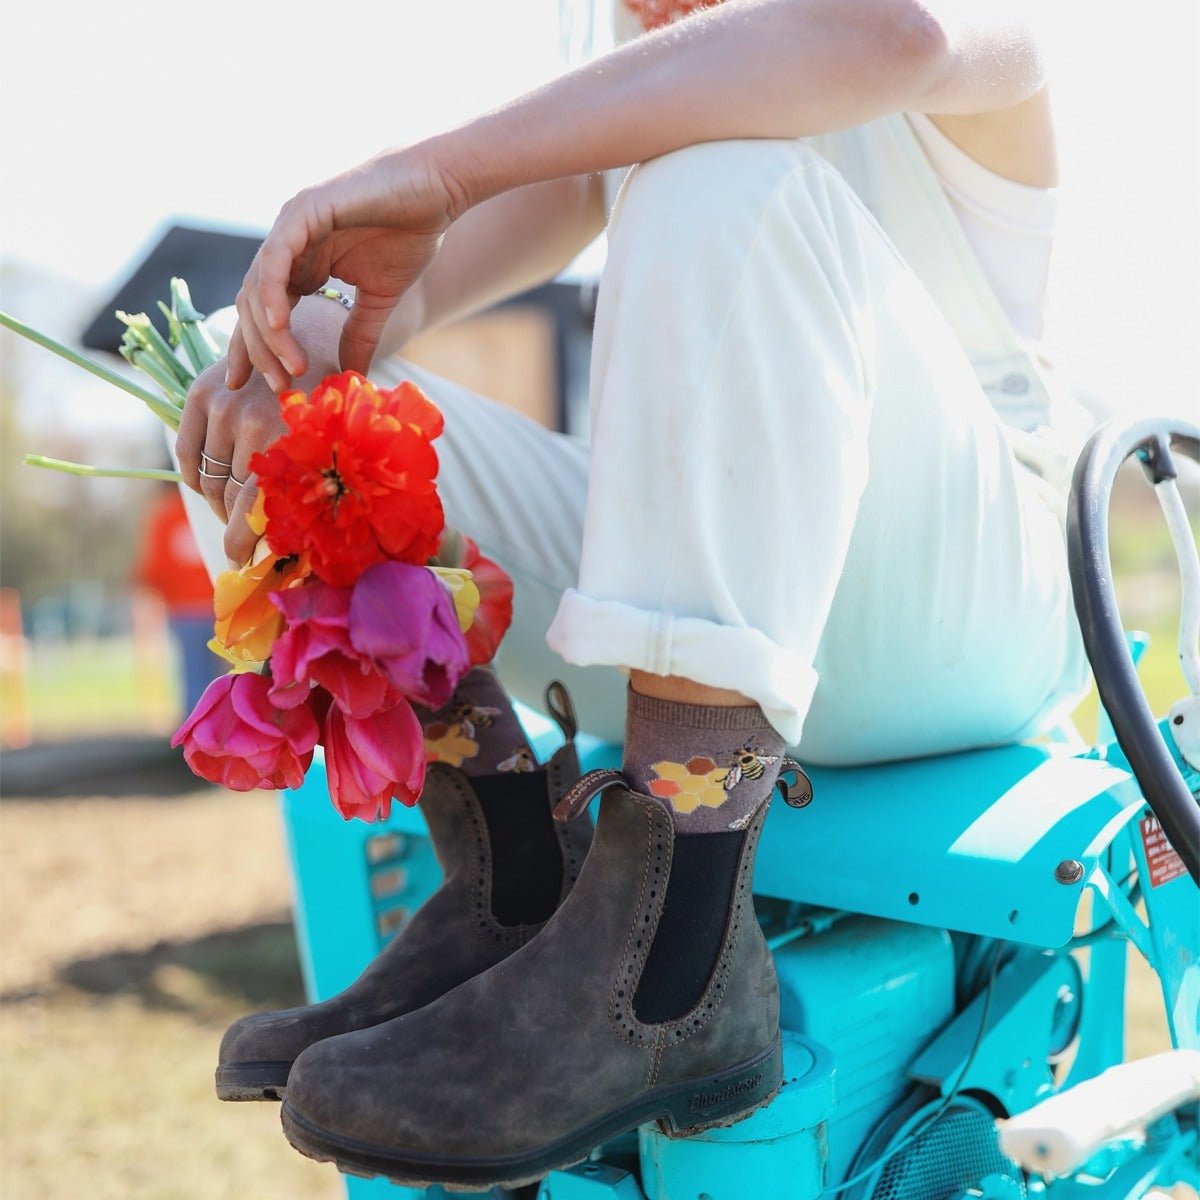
left=1139, top=816, right=1187, bottom=888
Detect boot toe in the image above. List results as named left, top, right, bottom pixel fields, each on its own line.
left=219, top=1007, right=312, bottom=1067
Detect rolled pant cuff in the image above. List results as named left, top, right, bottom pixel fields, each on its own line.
left=546, top=589, right=816, bottom=744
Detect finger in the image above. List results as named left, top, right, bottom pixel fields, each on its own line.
left=244, top=263, right=307, bottom=382
left=253, top=198, right=329, bottom=374
left=234, top=287, right=290, bottom=394
left=199, top=435, right=235, bottom=523
left=176, top=371, right=216, bottom=492
left=258, top=193, right=330, bottom=331
left=223, top=433, right=262, bottom=549
left=338, top=294, right=392, bottom=375
left=225, top=324, right=252, bottom=391
left=224, top=479, right=262, bottom=569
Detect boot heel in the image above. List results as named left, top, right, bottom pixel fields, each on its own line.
left=658, top=1036, right=783, bottom=1136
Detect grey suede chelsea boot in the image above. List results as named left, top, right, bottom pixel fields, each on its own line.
left=278, top=777, right=783, bottom=1190
left=215, top=691, right=591, bottom=1102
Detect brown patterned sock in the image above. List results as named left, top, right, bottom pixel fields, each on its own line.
left=421, top=668, right=537, bottom=777
left=622, top=686, right=785, bottom=833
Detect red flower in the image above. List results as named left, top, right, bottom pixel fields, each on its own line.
left=322, top=701, right=427, bottom=822
left=435, top=528, right=513, bottom=665
left=250, top=372, right=446, bottom=587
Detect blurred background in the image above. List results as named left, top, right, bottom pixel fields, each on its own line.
left=1, top=2, right=1197, bottom=1197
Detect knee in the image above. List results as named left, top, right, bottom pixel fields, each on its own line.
left=609, top=138, right=839, bottom=265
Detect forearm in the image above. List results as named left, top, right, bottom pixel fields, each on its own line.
left=427, top=0, right=1042, bottom=211
left=376, top=173, right=605, bottom=355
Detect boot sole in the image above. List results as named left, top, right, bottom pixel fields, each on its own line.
left=280, top=1034, right=782, bottom=1190
left=215, top=1060, right=291, bottom=1102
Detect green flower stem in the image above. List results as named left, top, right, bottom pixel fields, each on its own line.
left=24, top=454, right=182, bottom=482
left=118, top=311, right=194, bottom=390
left=0, top=311, right=183, bottom=430
left=169, top=278, right=221, bottom=373
left=119, top=346, right=189, bottom=408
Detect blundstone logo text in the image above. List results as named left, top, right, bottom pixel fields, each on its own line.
left=688, top=1074, right=762, bottom=1112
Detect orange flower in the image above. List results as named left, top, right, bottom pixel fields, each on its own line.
left=250, top=372, right=446, bottom=587
left=434, top=528, right=513, bottom=665
left=213, top=535, right=312, bottom=663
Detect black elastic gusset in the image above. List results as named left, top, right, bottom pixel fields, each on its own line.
left=633, top=829, right=747, bottom=1024
left=473, top=770, right=563, bottom=927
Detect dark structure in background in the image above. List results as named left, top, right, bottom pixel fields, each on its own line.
left=82, top=223, right=596, bottom=435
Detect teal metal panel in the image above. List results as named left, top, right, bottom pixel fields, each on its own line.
left=908, top=949, right=1076, bottom=1115
left=755, top=747, right=1145, bottom=947
left=773, top=917, right=955, bottom=1183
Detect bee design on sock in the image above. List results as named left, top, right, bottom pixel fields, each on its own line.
left=720, top=741, right=781, bottom=791
left=442, top=701, right=502, bottom=740
left=497, top=748, right=538, bottom=773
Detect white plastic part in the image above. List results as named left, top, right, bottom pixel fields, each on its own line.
left=1169, top=695, right=1200, bottom=772
left=1155, top=476, right=1200, bottom=697
left=998, top=1050, right=1200, bottom=1177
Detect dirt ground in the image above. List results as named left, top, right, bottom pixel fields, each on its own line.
left=0, top=768, right=1174, bottom=1200
left=0, top=785, right=341, bottom=1200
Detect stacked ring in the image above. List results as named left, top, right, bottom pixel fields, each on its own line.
left=200, top=451, right=231, bottom=480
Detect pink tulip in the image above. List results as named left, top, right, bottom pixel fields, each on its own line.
left=171, top=672, right=320, bottom=791
left=269, top=581, right=397, bottom=718
left=348, top=561, right=470, bottom=709
left=322, top=700, right=427, bottom=822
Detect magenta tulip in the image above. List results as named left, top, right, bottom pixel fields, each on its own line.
left=172, top=672, right=320, bottom=791
left=348, top=561, right=470, bottom=709
left=323, top=700, right=427, bottom=822
left=269, top=581, right=397, bottom=718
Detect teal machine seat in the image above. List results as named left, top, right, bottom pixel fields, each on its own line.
left=757, top=743, right=1145, bottom=948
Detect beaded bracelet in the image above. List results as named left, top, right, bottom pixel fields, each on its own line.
left=314, top=286, right=354, bottom=311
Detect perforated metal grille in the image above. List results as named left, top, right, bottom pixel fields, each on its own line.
left=867, top=1098, right=1025, bottom=1200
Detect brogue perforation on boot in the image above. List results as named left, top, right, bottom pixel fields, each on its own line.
left=215, top=726, right=589, bottom=1102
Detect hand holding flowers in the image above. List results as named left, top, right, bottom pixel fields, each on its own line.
left=175, top=370, right=513, bottom=821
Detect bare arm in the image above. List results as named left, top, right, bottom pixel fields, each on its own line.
left=232, top=0, right=1048, bottom=384
left=433, top=0, right=1046, bottom=210
left=380, top=173, right=606, bottom=354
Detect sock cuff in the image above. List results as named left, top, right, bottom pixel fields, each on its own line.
left=626, top=686, right=777, bottom=735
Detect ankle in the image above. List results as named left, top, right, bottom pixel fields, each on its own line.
left=622, top=686, right=785, bottom=834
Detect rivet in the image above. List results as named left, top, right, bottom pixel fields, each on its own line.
left=1055, top=859, right=1084, bottom=885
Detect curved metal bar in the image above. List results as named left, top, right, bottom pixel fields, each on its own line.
left=1066, top=417, right=1200, bottom=885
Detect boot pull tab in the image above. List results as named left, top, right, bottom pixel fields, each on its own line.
left=544, top=680, right=578, bottom=744
left=553, top=768, right=626, bottom=823
left=777, top=757, right=814, bottom=808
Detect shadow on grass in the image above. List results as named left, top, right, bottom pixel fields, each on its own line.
left=0, top=735, right=206, bottom=800
left=1, top=921, right=308, bottom=1017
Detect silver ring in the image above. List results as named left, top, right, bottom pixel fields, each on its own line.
left=229, top=472, right=248, bottom=489
left=199, top=465, right=231, bottom=480
left=201, top=451, right=232, bottom=469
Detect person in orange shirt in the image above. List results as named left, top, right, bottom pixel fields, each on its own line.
left=134, top=484, right=222, bottom=715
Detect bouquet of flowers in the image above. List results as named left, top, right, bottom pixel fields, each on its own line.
left=1, top=283, right=513, bottom=821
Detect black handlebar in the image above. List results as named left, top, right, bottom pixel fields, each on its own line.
left=1066, top=416, right=1200, bottom=885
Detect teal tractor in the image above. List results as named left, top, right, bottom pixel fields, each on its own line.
left=281, top=415, right=1200, bottom=1199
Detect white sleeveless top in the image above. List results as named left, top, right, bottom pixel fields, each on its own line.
left=905, top=113, right=1057, bottom=346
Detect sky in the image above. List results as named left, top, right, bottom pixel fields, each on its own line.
left=2, top=0, right=1197, bottom=432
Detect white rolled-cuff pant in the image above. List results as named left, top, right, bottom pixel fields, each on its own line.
left=195, top=137, right=1088, bottom=764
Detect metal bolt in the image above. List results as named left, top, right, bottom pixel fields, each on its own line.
left=1055, top=859, right=1084, bottom=885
